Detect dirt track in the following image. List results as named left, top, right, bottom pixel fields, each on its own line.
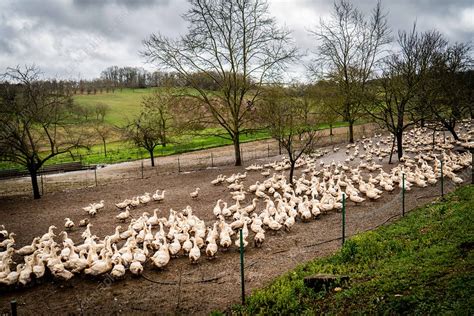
left=0, top=124, right=470, bottom=315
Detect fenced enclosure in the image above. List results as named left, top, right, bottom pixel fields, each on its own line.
left=0, top=123, right=379, bottom=197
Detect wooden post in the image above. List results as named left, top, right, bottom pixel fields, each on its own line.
left=178, top=157, right=181, bottom=173
left=211, top=153, right=214, bottom=168
left=94, top=167, right=98, bottom=187
left=141, top=160, right=144, bottom=179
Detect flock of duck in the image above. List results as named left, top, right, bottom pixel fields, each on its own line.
left=0, top=123, right=472, bottom=287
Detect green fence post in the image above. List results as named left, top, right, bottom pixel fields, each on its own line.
left=11, top=300, right=17, bottom=316
left=240, top=229, right=245, bottom=305
left=342, top=193, right=346, bottom=245
left=402, top=173, right=405, bottom=216
left=440, top=159, right=444, bottom=198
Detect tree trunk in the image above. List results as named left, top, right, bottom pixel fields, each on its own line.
left=29, top=168, right=41, bottom=199
left=289, top=160, right=296, bottom=186
left=102, top=139, right=107, bottom=157
left=445, top=124, right=459, bottom=141
left=329, top=123, right=333, bottom=136
left=396, top=131, right=403, bottom=160
left=233, top=136, right=242, bottom=166
left=348, top=122, right=354, bottom=143
left=388, top=135, right=396, bottom=164
left=149, top=149, right=155, bottom=167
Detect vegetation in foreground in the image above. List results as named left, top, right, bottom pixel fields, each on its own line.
left=230, top=185, right=474, bottom=315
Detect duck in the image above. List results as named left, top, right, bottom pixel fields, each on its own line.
left=130, top=197, right=140, bottom=207
left=182, top=232, right=193, bottom=254
left=115, top=199, right=131, bottom=209
left=189, top=237, right=201, bottom=263
left=78, top=218, right=90, bottom=227
left=254, top=229, right=265, bottom=247
left=283, top=215, right=295, bottom=231
left=0, top=264, right=21, bottom=286
left=129, top=261, right=143, bottom=275
left=151, top=240, right=170, bottom=269
left=169, top=236, right=181, bottom=257
left=349, top=194, right=365, bottom=204
left=152, top=190, right=165, bottom=202
left=84, top=252, right=113, bottom=276
left=116, top=207, right=130, bottom=222
left=110, top=257, right=126, bottom=279
left=213, top=200, right=222, bottom=217
left=0, top=232, right=16, bottom=248
left=205, top=237, right=218, bottom=259
left=64, top=218, right=75, bottom=230
left=16, top=237, right=40, bottom=256
left=190, top=188, right=200, bottom=199
left=139, top=193, right=151, bottom=204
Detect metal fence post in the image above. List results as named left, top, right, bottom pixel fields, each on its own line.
left=342, top=193, right=346, bottom=245
left=440, top=159, right=444, bottom=198
left=471, top=148, right=474, bottom=185
left=402, top=173, right=405, bottom=217
left=239, top=229, right=245, bottom=305
left=11, top=300, right=17, bottom=316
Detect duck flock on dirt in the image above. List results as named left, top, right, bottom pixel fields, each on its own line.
left=0, top=123, right=472, bottom=286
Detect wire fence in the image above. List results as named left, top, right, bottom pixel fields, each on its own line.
left=0, top=123, right=380, bottom=197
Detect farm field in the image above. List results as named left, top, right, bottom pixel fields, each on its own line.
left=0, top=125, right=471, bottom=314
left=0, top=88, right=353, bottom=170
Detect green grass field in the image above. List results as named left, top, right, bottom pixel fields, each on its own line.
left=74, top=88, right=157, bottom=126
left=228, top=185, right=474, bottom=315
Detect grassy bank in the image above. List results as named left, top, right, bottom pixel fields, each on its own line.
left=231, top=185, right=474, bottom=315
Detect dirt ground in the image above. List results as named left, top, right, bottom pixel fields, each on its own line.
left=0, top=126, right=471, bottom=315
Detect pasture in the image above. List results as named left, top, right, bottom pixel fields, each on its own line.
left=0, top=123, right=471, bottom=314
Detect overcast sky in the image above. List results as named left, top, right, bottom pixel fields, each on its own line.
left=0, top=0, right=472, bottom=80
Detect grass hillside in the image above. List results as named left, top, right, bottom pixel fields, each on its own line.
left=73, top=88, right=156, bottom=126
left=231, top=185, right=474, bottom=315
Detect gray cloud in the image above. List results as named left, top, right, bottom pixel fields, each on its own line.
left=0, top=0, right=472, bottom=80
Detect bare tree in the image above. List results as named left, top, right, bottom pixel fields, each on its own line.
left=92, top=123, right=115, bottom=157
left=142, top=0, right=297, bottom=166
left=94, top=102, right=110, bottom=122
left=0, top=66, right=87, bottom=199
left=126, top=88, right=184, bottom=167
left=258, top=85, right=321, bottom=185
left=309, top=0, right=391, bottom=143
left=419, top=42, right=473, bottom=140
left=309, top=80, right=342, bottom=137
left=367, top=26, right=446, bottom=161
